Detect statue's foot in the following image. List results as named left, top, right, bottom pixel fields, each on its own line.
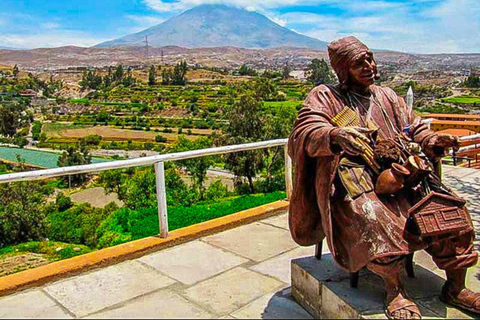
left=440, top=285, right=480, bottom=314
left=386, top=291, right=422, bottom=319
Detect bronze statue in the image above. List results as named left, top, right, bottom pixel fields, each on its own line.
left=288, top=36, right=480, bottom=319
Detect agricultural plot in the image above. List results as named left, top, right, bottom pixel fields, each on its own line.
left=441, top=96, right=480, bottom=105
left=44, top=123, right=199, bottom=143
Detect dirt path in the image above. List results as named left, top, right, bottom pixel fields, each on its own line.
left=70, top=187, right=123, bottom=208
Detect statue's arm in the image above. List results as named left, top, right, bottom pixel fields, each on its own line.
left=290, top=88, right=342, bottom=158
left=399, top=95, right=457, bottom=160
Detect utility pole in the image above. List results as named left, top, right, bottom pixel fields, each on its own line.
left=144, top=35, right=149, bottom=62
left=161, top=49, right=164, bottom=66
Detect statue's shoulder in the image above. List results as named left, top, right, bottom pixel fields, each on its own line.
left=311, top=84, right=339, bottom=95
left=372, top=85, right=399, bottom=101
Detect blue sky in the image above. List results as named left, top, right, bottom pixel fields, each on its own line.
left=0, top=0, right=479, bottom=53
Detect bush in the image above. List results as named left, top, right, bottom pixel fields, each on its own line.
left=155, top=135, right=167, bottom=143
left=0, top=181, right=48, bottom=248
left=205, top=180, right=230, bottom=201
left=46, top=202, right=118, bottom=247
left=56, top=193, right=73, bottom=211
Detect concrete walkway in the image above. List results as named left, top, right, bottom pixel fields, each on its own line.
left=0, top=212, right=319, bottom=319
left=0, top=165, right=479, bottom=319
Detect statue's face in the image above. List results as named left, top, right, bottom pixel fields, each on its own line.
left=348, top=51, right=376, bottom=88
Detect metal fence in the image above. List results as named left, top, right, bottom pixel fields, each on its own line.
left=0, top=139, right=292, bottom=238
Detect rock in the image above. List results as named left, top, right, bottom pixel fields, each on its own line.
left=55, top=247, right=63, bottom=252
left=73, top=247, right=81, bottom=252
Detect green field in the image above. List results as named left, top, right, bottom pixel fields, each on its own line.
left=441, top=96, right=480, bottom=105
left=264, top=101, right=303, bottom=109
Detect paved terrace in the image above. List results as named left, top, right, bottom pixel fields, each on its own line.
left=0, top=165, right=480, bottom=319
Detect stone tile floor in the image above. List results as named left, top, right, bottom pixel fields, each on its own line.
left=0, top=165, right=479, bottom=319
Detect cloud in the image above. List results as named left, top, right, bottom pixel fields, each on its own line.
left=0, top=31, right=109, bottom=49
left=126, top=14, right=166, bottom=32
left=41, top=22, right=61, bottom=30
left=277, top=0, right=480, bottom=53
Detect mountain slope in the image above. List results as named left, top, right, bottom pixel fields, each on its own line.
left=96, top=4, right=327, bottom=50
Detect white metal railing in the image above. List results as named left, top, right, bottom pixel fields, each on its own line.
left=0, top=139, right=291, bottom=238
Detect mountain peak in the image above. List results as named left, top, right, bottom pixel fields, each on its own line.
left=96, top=5, right=327, bottom=50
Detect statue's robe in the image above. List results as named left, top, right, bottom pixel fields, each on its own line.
left=288, top=84, right=474, bottom=272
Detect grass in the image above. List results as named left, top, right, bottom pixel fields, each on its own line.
left=441, top=96, right=480, bottom=105
left=96, top=191, right=286, bottom=248
left=0, top=241, right=91, bottom=261
left=264, top=101, right=302, bottom=109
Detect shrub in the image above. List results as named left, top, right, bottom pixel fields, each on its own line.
left=0, top=181, right=48, bottom=248
left=155, top=135, right=167, bottom=143
left=46, top=202, right=118, bottom=247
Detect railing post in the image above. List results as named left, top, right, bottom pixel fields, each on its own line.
left=284, top=143, right=293, bottom=201
left=154, top=161, right=169, bottom=238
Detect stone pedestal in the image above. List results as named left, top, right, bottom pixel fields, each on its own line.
left=291, top=252, right=478, bottom=319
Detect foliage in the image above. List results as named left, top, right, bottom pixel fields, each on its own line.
left=80, top=134, right=103, bottom=146
left=464, top=74, right=480, bottom=88
left=162, top=61, right=188, bottom=85
left=148, top=65, right=156, bottom=86
left=0, top=181, right=49, bottom=248
left=79, top=70, right=102, bottom=90
left=419, top=104, right=468, bottom=114
left=96, top=192, right=286, bottom=248
left=57, top=145, right=92, bottom=185
left=31, top=121, right=42, bottom=140
left=101, top=166, right=196, bottom=211
left=0, top=102, right=27, bottom=137
left=169, top=136, right=214, bottom=198
left=220, top=90, right=267, bottom=193
left=306, top=58, right=334, bottom=86
left=46, top=202, right=118, bottom=247
left=205, top=180, right=230, bottom=201
left=155, top=134, right=167, bottom=143
left=282, top=63, right=291, bottom=79
left=238, top=64, right=257, bottom=76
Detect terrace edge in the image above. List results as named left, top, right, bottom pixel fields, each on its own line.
left=0, top=200, right=289, bottom=297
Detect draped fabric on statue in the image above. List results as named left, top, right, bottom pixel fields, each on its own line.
left=288, top=84, right=452, bottom=272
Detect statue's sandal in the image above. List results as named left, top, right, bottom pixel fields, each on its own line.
left=386, top=295, right=422, bottom=319
left=440, top=286, right=480, bottom=314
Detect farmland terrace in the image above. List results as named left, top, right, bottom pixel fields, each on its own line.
left=0, top=165, right=479, bottom=318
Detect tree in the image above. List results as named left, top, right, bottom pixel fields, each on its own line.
left=0, top=181, right=48, bottom=247
left=148, top=65, right=156, bottom=86
left=12, top=65, right=19, bottom=79
left=282, top=63, right=291, bottom=80
left=57, top=145, right=92, bottom=186
left=0, top=102, right=26, bottom=137
left=465, top=74, right=480, bottom=88
left=170, top=136, right=214, bottom=199
left=79, top=70, right=102, bottom=90
left=161, top=61, right=188, bottom=85
left=220, top=90, right=266, bottom=193
left=113, top=65, right=124, bottom=83
left=238, top=64, right=257, bottom=76
left=306, top=58, right=334, bottom=85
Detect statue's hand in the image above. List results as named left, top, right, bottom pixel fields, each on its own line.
left=424, top=134, right=460, bottom=160
left=331, top=127, right=370, bottom=156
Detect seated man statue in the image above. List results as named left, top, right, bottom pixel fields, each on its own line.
left=288, top=36, right=480, bottom=319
